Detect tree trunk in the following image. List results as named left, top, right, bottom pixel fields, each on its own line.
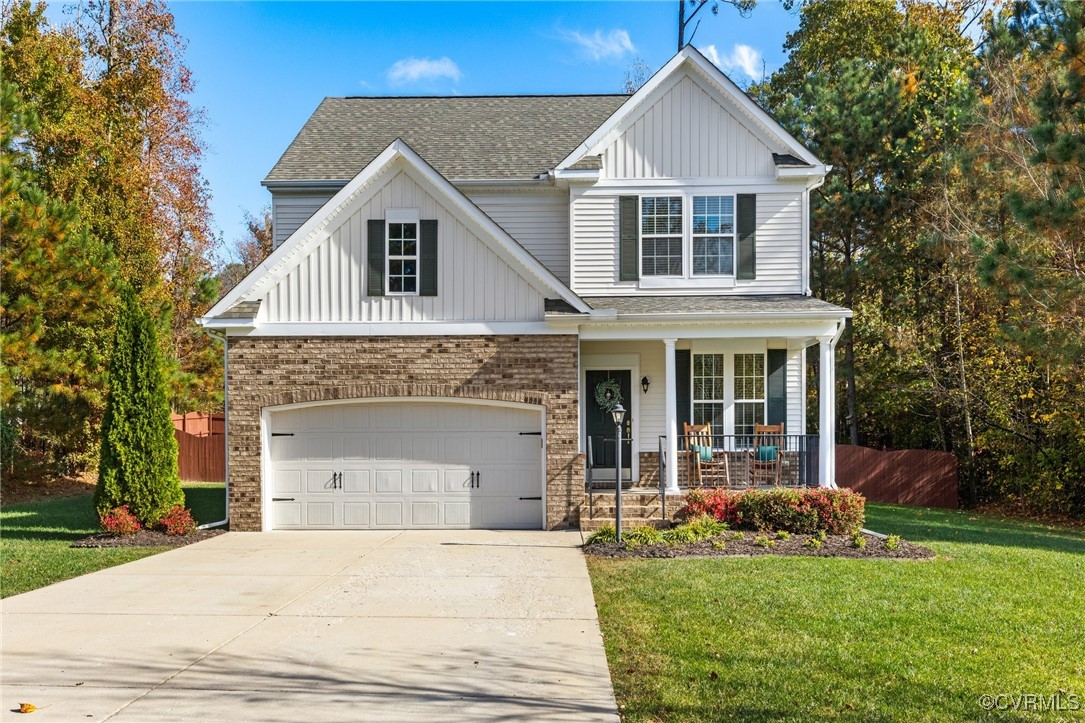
left=842, top=315, right=859, bottom=445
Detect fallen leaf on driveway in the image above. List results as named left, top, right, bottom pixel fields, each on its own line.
left=18, top=703, right=36, bottom=713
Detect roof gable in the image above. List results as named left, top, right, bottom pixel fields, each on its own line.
left=557, top=46, right=824, bottom=173
left=205, top=140, right=590, bottom=323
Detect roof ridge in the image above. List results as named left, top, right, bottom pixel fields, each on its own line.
left=333, top=93, right=631, bottom=100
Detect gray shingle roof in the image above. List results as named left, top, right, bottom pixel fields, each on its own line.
left=219, top=300, right=261, bottom=319
left=772, top=152, right=813, bottom=168
left=264, top=95, right=629, bottom=183
left=584, top=295, right=849, bottom=315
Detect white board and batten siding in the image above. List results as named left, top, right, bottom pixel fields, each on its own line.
left=570, top=192, right=804, bottom=296
left=602, top=74, right=779, bottom=180
left=261, top=169, right=545, bottom=323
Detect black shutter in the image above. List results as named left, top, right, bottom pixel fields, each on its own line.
left=767, top=349, right=787, bottom=426
left=737, top=193, right=757, bottom=280
left=419, top=219, right=438, bottom=296
left=675, top=349, right=692, bottom=435
left=619, top=195, right=639, bottom=281
left=367, top=219, right=385, bottom=296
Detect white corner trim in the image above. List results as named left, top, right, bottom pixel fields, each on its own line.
left=556, top=46, right=822, bottom=171
left=204, top=139, right=591, bottom=323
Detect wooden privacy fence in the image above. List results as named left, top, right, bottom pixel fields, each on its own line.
left=836, top=445, right=957, bottom=508
left=172, top=414, right=225, bottom=481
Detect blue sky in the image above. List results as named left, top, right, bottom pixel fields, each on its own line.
left=124, top=1, right=803, bottom=262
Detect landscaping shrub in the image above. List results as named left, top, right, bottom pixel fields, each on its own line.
left=623, top=525, right=665, bottom=549
left=662, top=514, right=726, bottom=544
left=683, top=487, right=865, bottom=534
left=95, top=286, right=184, bottom=525
left=158, top=505, right=197, bottom=536
left=100, top=506, right=141, bottom=536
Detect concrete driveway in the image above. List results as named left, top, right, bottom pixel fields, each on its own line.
left=1, top=530, right=618, bottom=722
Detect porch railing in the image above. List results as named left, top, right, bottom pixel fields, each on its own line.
left=659, top=433, right=819, bottom=488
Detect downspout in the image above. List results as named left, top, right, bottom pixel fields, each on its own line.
left=198, top=328, right=229, bottom=529
left=828, top=318, right=846, bottom=490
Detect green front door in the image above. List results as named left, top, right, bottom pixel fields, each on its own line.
left=585, top=369, right=633, bottom=481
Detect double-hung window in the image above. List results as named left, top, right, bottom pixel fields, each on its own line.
left=692, top=354, right=726, bottom=432
left=638, top=194, right=735, bottom=279
left=640, top=196, right=683, bottom=276
left=386, top=218, right=418, bottom=295
left=734, top=353, right=765, bottom=439
left=692, top=196, right=734, bottom=276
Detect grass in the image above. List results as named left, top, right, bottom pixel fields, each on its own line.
left=0, top=483, right=226, bottom=598
left=588, top=503, right=1085, bottom=722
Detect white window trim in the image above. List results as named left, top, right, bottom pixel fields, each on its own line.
left=637, top=192, right=737, bottom=287
left=386, top=209, right=420, bottom=297
left=691, top=194, right=736, bottom=278
left=639, top=195, right=684, bottom=279
left=733, top=352, right=767, bottom=438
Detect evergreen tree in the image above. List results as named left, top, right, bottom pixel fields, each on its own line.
left=95, top=285, right=183, bottom=524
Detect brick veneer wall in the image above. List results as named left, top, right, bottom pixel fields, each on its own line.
left=226, top=335, right=583, bottom=531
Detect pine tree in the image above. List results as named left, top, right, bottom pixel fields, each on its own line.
left=95, top=285, right=184, bottom=524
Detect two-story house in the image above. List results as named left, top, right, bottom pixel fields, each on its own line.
left=201, top=47, right=851, bottom=532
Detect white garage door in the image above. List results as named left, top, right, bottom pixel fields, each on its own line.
left=268, top=402, right=544, bottom=530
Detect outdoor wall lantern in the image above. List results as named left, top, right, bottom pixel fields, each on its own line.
left=641, top=376, right=650, bottom=394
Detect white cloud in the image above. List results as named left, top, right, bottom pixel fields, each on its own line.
left=702, top=43, right=763, bottom=80
left=387, top=56, right=462, bottom=86
left=560, top=28, right=635, bottom=62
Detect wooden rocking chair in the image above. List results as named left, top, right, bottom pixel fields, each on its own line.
left=748, top=423, right=785, bottom=486
left=684, top=422, right=730, bottom=486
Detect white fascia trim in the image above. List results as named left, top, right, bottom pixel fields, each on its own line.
left=556, top=46, right=823, bottom=171
left=580, top=310, right=852, bottom=325
left=228, top=321, right=576, bottom=337
left=775, top=166, right=829, bottom=185
left=205, top=139, right=591, bottom=322
left=197, top=317, right=256, bottom=331
left=552, top=169, right=601, bottom=183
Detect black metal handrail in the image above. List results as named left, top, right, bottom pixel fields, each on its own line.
left=658, top=435, right=666, bottom=520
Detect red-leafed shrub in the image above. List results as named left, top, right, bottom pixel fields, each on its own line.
left=683, top=487, right=865, bottom=534
left=157, top=505, right=197, bottom=536
left=100, top=505, right=142, bottom=536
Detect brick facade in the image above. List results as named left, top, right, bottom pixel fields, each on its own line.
left=226, top=335, right=583, bottom=531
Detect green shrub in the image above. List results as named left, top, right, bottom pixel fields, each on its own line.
left=754, top=535, right=775, bottom=548
left=586, top=525, right=617, bottom=545
left=684, top=487, right=865, bottom=534
left=662, top=514, right=726, bottom=544
left=851, top=530, right=867, bottom=549
left=776, top=530, right=791, bottom=541
left=712, top=540, right=726, bottom=550
left=803, top=537, right=822, bottom=550
left=730, top=531, right=745, bottom=541
left=885, top=534, right=901, bottom=551
left=623, top=525, right=665, bottom=549
left=95, top=287, right=183, bottom=525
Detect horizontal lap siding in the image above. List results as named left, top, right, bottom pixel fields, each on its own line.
left=753, top=193, right=803, bottom=294
left=272, top=191, right=336, bottom=248
left=580, top=340, right=665, bottom=450
left=570, top=194, right=619, bottom=296
left=466, top=192, right=571, bottom=284
left=603, top=75, right=777, bottom=179
left=262, top=170, right=544, bottom=323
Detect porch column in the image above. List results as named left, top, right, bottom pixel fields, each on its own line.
left=663, top=338, right=680, bottom=494
left=818, top=336, right=837, bottom=488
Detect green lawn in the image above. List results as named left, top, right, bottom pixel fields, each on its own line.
left=0, top=483, right=226, bottom=598
left=588, top=504, right=1085, bottom=722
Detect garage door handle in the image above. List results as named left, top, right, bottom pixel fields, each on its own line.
left=519, top=496, right=541, bottom=501
left=272, top=497, right=295, bottom=502
left=518, top=431, right=541, bottom=436
left=476, top=471, right=481, bottom=489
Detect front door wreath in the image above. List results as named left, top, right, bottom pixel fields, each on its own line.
left=594, top=378, right=623, bottom=413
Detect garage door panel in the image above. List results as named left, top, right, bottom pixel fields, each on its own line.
left=305, top=502, right=335, bottom=527
left=375, top=470, right=403, bottom=493
left=374, top=502, right=403, bottom=526
left=342, top=437, right=371, bottom=460
left=269, top=402, right=542, bottom=530
left=273, top=501, right=303, bottom=527
left=274, top=470, right=302, bottom=494
left=342, top=470, right=370, bottom=493
left=342, top=502, right=370, bottom=527
left=306, top=470, right=337, bottom=494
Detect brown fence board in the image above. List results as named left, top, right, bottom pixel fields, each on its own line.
left=837, top=445, right=957, bottom=508
left=175, top=429, right=225, bottom=482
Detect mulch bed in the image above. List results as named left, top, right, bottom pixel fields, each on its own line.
left=71, top=528, right=226, bottom=549
left=584, top=531, right=935, bottom=560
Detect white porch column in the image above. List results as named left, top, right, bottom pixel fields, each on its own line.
left=663, top=338, right=681, bottom=494
left=818, top=336, right=837, bottom=488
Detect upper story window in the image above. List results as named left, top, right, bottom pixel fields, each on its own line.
left=639, top=194, right=735, bottom=279
left=386, top=213, right=419, bottom=295
left=692, top=196, right=734, bottom=276
left=641, top=196, right=683, bottom=276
